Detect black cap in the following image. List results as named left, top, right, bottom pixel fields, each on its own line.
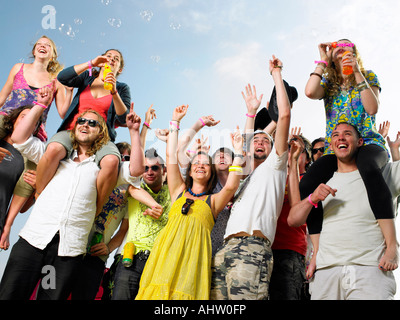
left=267, top=79, right=298, bottom=122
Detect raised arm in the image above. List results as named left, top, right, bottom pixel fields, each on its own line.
left=269, top=55, right=291, bottom=156
left=126, top=102, right=145, bottom=177
left=176, top=115, right=220, bottom=169
left=128, top=185, right=163, bottom=219
left=167, top=105, right=189, bottom=201
left=211, top=126, right=244, bottom=218
left=242, top=83, right=263, bottom=135
left=305, top=42, right=330, bottom=100
left=140, top=104, right=156, bottom=149
left=11, top=86, right=53, bottom=145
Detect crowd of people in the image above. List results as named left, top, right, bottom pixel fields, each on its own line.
left=0, top=36, right=398, bottom=300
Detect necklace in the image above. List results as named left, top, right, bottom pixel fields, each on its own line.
left=188, top=188, right=207, bottom=197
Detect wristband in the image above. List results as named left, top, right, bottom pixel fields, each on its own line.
left=33, top=101, right=48, bottom=109
left=310, top=72, right=323, bottom=80
left=229, top=166, right=243, bottom=173
left=246, top=113, right=256, bottom=118
left=169, top=121, right=180, bottom=129
left=143, top=122, right=150, bottom=129
left=308, top=194, right=318, bottom=208
left=199, top=118, right=205, bottom=127
left=111, top=89, right=118, bottom=95
left=187, top=150, right=196, bottom=153
left=314, top=60, right=328, bottom=67
left=88, top=60, right=93, bottom=76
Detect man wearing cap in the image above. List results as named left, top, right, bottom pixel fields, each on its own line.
left=210, top=55, right=294, bottom=300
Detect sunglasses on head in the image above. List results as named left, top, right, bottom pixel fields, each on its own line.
left=145, top=165, right=161, bottom=172
left=312, top=147, right=324, bottom=154
left=77, top=117, right=100, bottom=128
left=181, top=198, right=194, bottom=215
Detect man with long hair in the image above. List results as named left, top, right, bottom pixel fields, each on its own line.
left=0, top=102, right=144, bottom=300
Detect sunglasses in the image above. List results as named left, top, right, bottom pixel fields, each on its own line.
left=181, top=198, right=194, bottom=215
left=77, top=117, right=100, bottom=128
left=145, top=165, right=161, bottom=172
left=121, top=155, right=130, bottom=162
left=312, top=147, right=324, bottom=155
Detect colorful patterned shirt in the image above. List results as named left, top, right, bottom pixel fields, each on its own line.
left=321, top=70, right=387, bottom=156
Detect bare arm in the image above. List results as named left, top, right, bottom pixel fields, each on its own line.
left=269, top=56, right=291, bottom=156
left=0, top=63, right=21, bottom=108
left=126, top=103, right=145, bottom=177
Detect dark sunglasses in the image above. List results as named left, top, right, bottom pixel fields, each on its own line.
left=145, top=165, right=161, bottom=172
left=121, top=155, right=130, bottom=162
left=181, top=198, right=194, bottom=215
left=312, top=147, right=324, bottom=155
left=77, top=117, right=100, bottom=128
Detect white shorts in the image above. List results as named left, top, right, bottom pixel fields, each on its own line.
left=309, top=265, right=396, bottom=300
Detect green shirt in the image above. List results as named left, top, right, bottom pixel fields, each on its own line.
left=126, top=183, right=171, bottom=254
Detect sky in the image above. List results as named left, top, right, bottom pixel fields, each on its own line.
left=1, top=0, right=400, bottom=298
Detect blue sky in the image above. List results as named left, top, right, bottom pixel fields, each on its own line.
left=1, top=0, right=400, bottom=296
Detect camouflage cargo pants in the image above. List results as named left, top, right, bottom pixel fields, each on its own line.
left=210, top=236, right=273, bottom=300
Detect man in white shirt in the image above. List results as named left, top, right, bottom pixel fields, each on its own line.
left=288, top=122, right=399, bottom=300
left=210, top=56, right=291, bottom=300
left=0, top=103, right=144, bottom=300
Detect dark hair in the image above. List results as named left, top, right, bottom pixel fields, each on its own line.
left=185, top=151, right=218, bottom=195
left=212, top=147, right=234, bottom=164
left=334, top=121, right=361, bottom=139
left=145, top=148, right=165, bottom=166
left=92, top=49, right=125, bottom=78
left=311, top=137, right=325, bottom=149
left=3, top=105, right=42, bottom=136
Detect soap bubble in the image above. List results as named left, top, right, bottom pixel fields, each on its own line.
left=59, top=23, right=76, bottom=39
left=74, top=18, right=82, bottom=25
left=151, top=55, right=161, bottom=63
left=140, top=10, right=153, bottom=22
left=108, top=18, right=122, bottom=28
left=169, top=22, right=181, bottom=30
left=101, top=0, right=112, bottom=5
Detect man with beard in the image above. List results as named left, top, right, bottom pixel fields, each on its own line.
left=0, top=103, right=144, bottom=300
left=211, top=55, right=291, bottom=300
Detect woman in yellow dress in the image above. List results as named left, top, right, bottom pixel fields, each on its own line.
left=136, top=105, right=244, bottom=300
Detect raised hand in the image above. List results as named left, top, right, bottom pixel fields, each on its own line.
left=269, top=55, right=283, bottom=76
left=126, top=102, right=141, bottom=131
left=155, top=128, right=169, bottom=142
left=241, top=84, right=263, bottom=115
left=37, top=82, right=54, bottom=107
left=172, top=105, right=189, bottom=122
left=318, top=42, right=333, bottom=62
left=200, top=115, right=220, bottom=127
left=144, top=104, right=156, bottom=127
left=91, top=55, right=110, bottom=68
left=231, top=125, right=243, bottom=153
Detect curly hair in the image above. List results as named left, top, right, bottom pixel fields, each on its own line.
left=323, top=39, right=367, bottom=96
left=70, top=110, right=110, bottom=157
left=31, top=35, right=64, bottom=78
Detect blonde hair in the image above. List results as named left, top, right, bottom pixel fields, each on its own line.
left=323, top=39, right=367, bottom=96
left=70, top=110, right=110, bottom=156
left=32, top=35, right=64, bottom=78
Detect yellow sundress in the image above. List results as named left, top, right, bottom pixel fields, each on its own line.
left=135, top=192, right=214, bottom=300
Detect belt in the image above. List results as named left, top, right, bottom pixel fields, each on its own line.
left=136, top=250, right=150, bottom=261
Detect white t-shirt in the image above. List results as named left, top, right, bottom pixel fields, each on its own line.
left=224, top=146, right=288, bottom=243
left=317, top=161, right=400, bottom=269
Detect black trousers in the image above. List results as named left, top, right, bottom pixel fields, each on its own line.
left=0, top=234, right=83, bottom=300
left=300, top=144, right=393, bottom=234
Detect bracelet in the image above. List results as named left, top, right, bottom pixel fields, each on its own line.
left=246, top=113, right=256, bottom=118
left=87, top=60, right=93, bottom=76
left=308, top=194, right=318, bottom=208
left=270, top=65, right=283, bottom=75
left=111, top=89, right=118, bottom=95
left=169, top=121, right=180, bottom=129
left=33, top=101, right=48, bottom=109
left=199, top=118, right=205, bottom=127
left=356, top=81, right=370, bottom=92
left=143, top=122, right=150, bottom=129
left=229, top=166, right=243, bottom=173
left=310, top=72, right=323, bottom=80
left=314, top=60, right=328, bottom=67
left=234, top=153, right=244, bottom=158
